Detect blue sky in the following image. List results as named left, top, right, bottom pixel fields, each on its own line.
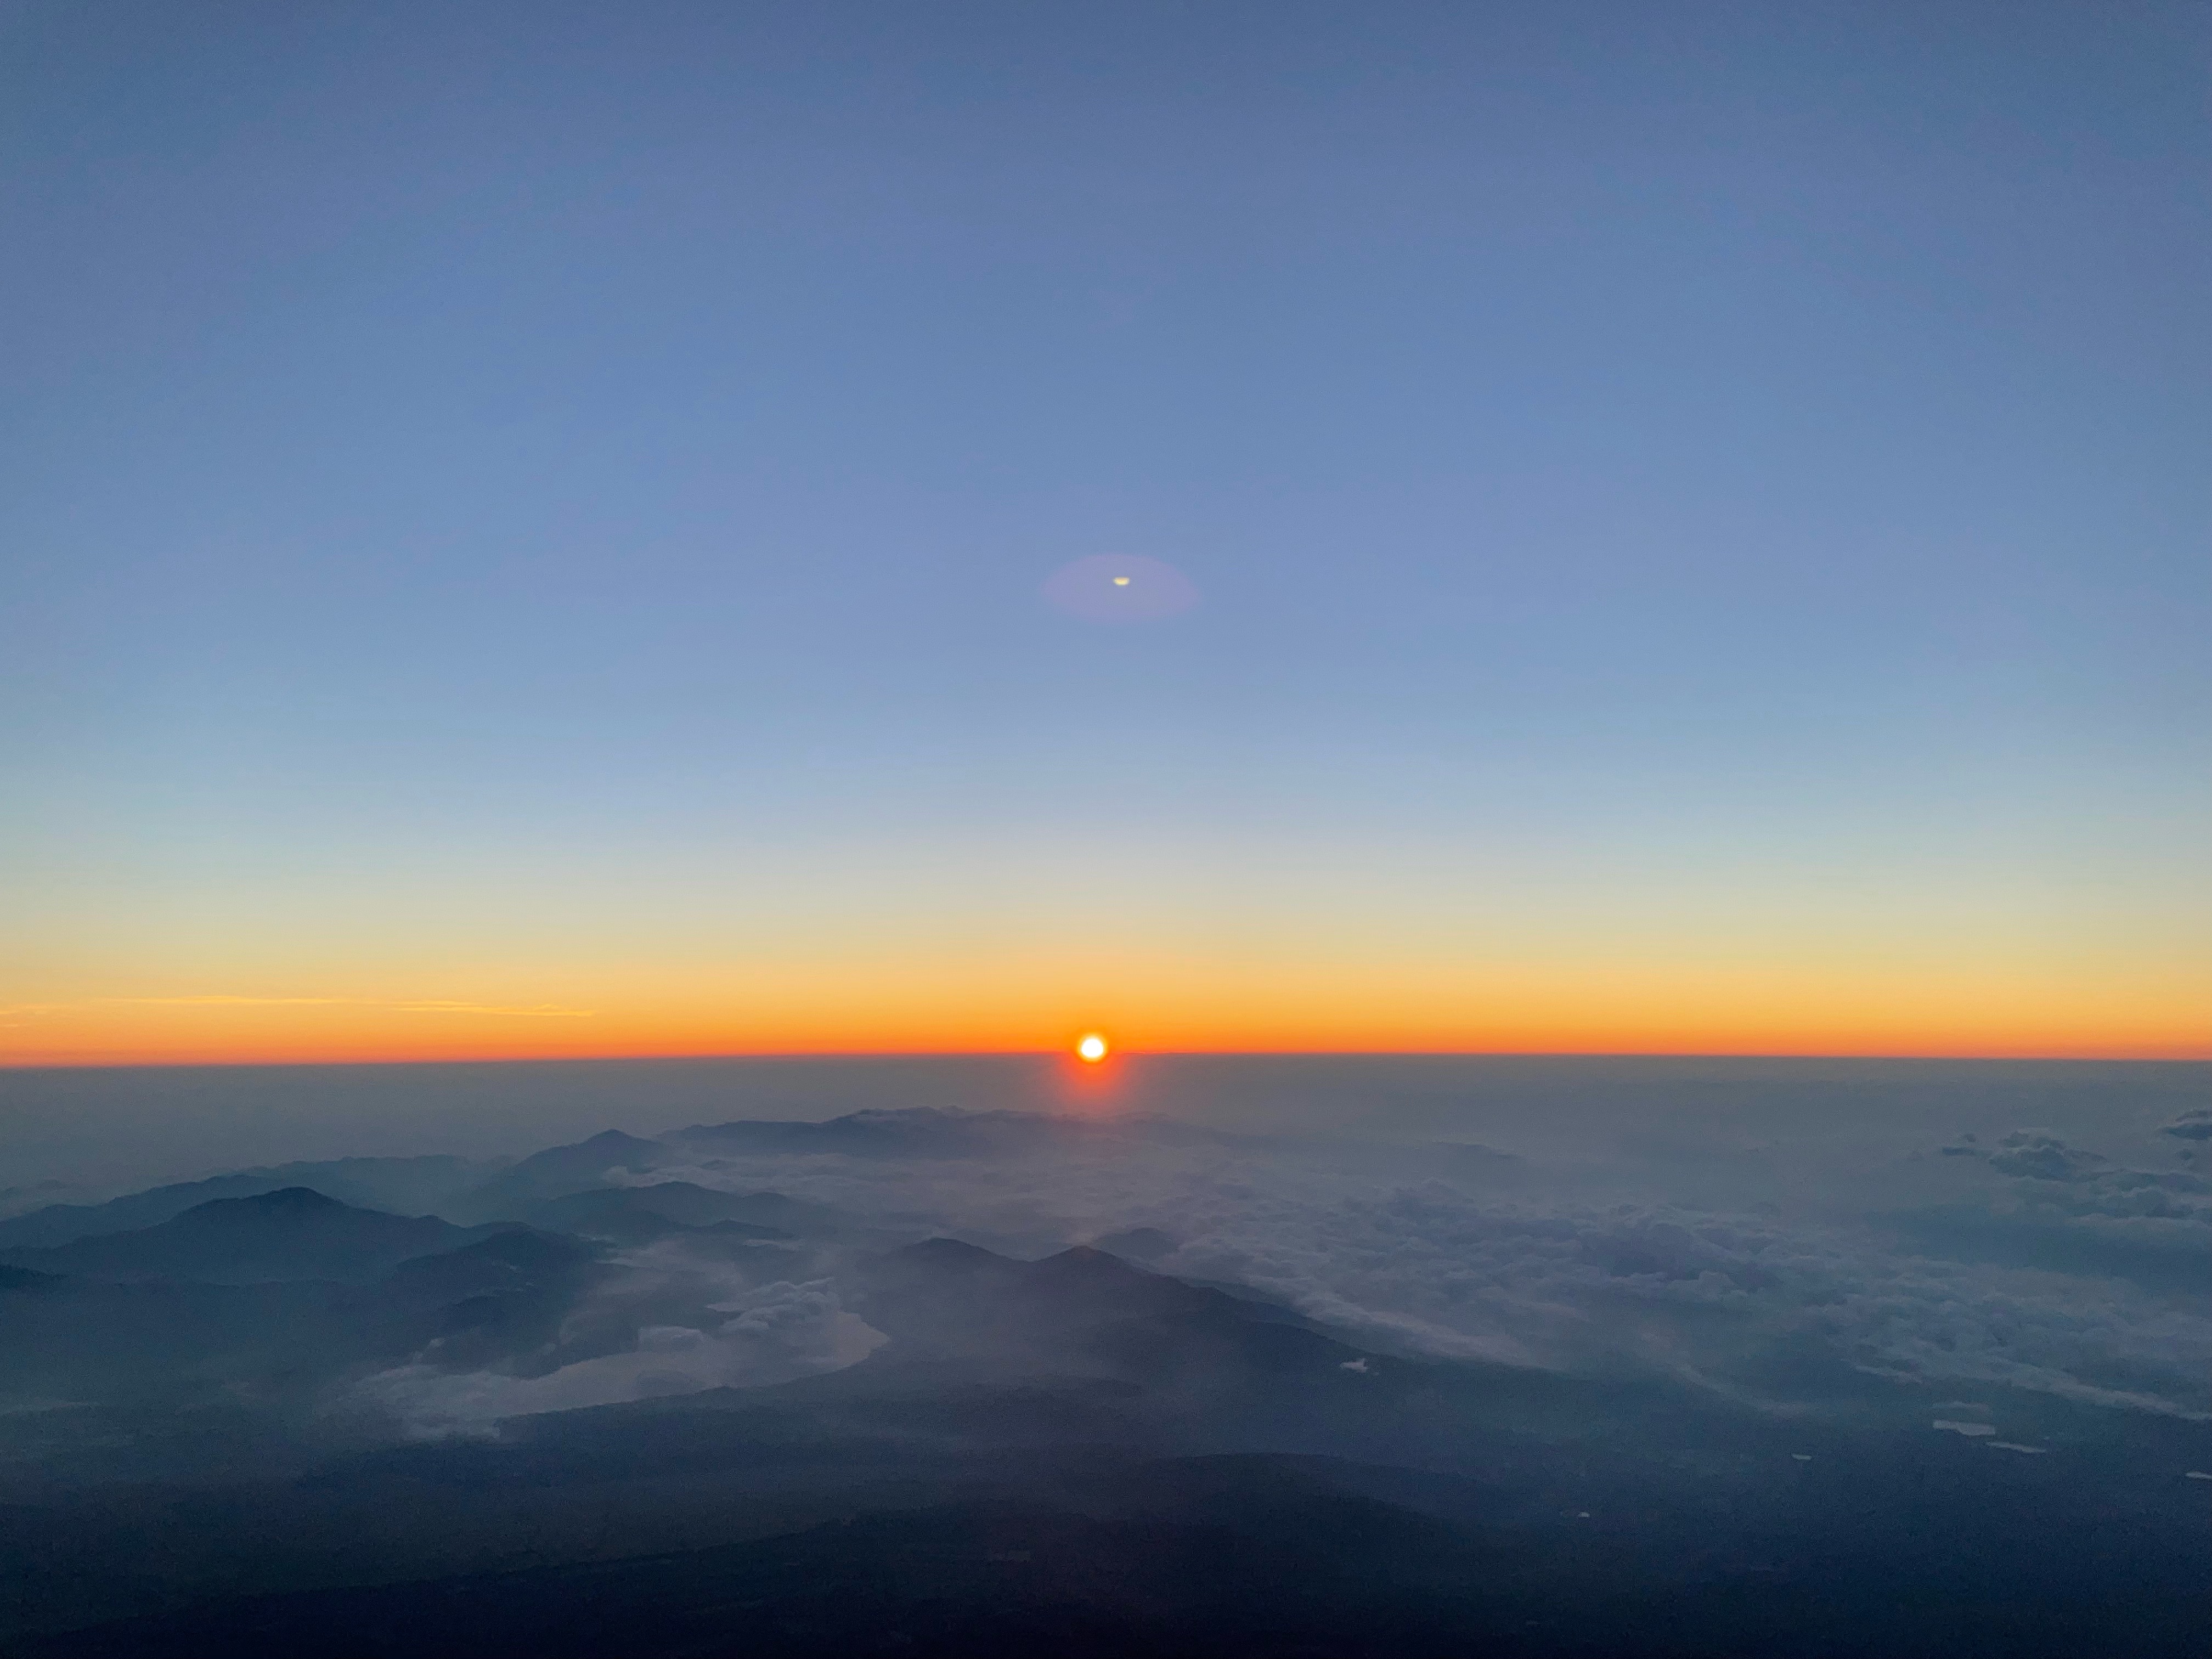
left=3, top=2, right=2206, bottom=1059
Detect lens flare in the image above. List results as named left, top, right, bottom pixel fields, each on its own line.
left=1040, top=555, right=1200, bottom=622
left=1075, top=1032, right=1108, bottom=1062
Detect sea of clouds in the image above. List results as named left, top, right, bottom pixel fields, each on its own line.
left=351, top=1102, right=2212, bottom=1434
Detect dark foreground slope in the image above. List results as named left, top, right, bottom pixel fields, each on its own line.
left=21, top=1450, right=2208, bottom=1659
left=6, top=1238, right=2208, bottom=1658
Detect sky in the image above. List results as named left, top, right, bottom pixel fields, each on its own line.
left=2, top=0, right=2207, bottom=1065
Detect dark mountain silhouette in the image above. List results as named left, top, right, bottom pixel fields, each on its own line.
left=350, top=1226, right=612, bottom=1372
left=375, top=1226, right=601, bottom=1304
left=0, top=1188, right=493, bottom=1285
left=856, top=1237, right=1222, bottom=1340
left=0, top=1173, right=308, bottom=1251
left=0, top=1156, right=494, bottom=1251
left=849, top=1239, right=1374, bottom=1405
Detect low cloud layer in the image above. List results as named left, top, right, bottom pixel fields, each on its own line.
left=354, top=1246, right=884, bottom=1437
left=340, top=1105, right=2212, bottom=1436
left=575, top=1113, right=2212, bottom=1423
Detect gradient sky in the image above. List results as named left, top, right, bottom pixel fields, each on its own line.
left=3, top=1, right=2208, bottom=1064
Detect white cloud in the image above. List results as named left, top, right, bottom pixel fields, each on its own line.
left=351, top=1259, right=884, bottom=1438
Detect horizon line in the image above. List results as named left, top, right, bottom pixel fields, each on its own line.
left=4, top=1045, right=2207, bottom=1074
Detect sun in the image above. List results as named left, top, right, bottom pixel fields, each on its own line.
left=1075, top=1032, right=1109, bottom=1063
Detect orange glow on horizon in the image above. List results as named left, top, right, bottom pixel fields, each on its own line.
left=4, top=947, right=2208, bottom=1068
left=8, top=1045, right=2207, bottom=1071
left=3, top=1011, right=2206, bottom=1069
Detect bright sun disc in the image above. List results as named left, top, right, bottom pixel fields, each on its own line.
left=1076, top=1034, right=1108, bottom=1062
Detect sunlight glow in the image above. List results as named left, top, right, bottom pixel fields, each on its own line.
left=1076, top=1032, right=1109, bottom=1062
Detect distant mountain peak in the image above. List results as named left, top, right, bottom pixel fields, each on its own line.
left=577, top=1130, right=659, bottom=1150
left=220, top=1186, right=345, bottom=1214
left=898, top=1237, right=1004, bottom=1266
